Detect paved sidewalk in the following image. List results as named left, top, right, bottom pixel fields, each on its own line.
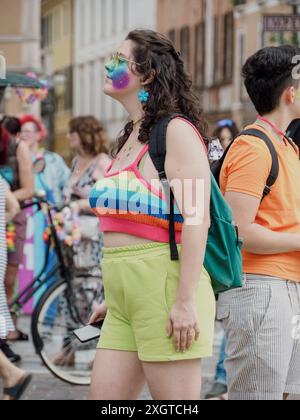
left=1, top=317, right=299, bottom=400
left=0, top=316, right=221, bottom=400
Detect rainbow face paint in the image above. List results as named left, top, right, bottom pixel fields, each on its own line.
left=110, top=63, right=131, bottom=90
left=105, top=54, right=132, bottom=90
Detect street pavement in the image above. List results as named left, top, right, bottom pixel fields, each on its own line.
left=1, top=317, right=299, bottom=400
left=0, top=316, right=222, bottom=400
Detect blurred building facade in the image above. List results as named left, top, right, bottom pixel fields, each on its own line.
left=157, top=0, right=299, bottom=133
left=2, top=0, right=300, bottom=152
left=157, top=0, right=235, bottom=132
left=73, top=0, right=157, bottom=142
left=41, top=0, right=74, bottom=159
left=232, top=0, right=299, bottom=128
left=0, top=0, right=41, bottom=116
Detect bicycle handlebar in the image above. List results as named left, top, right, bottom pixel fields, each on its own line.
left=21, top=197, right=70, bottom=213
left=21, top=200, right=44, bottom=211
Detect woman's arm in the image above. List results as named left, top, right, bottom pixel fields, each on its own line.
left=4, top=182, right=20, bottom=222
left=75, top=154, right=112, bottom=214
left=58, top=156, right=71, bottom=192
left=165, top=119, right=211, bottom=353
left=14, top=141, right=34, bottom=202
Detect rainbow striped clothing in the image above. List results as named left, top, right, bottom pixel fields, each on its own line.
left=89, top=144, right=183, bottom=243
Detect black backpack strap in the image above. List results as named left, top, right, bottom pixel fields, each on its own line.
left=149, top=114, right=186, bottom=261
left=212, top=128, right=279, bottom=201
left=240, top=129, right=279, bottom=200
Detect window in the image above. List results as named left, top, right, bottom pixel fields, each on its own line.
left=180, top=27, right=190, bottom=72
left=53, top=8, right=61, bottom=43
left=238, top=32, right=245, bottom=101
left=123, top=0, right=128, bottom=31
left=63, top=1, right=70, bottom=37
left=91, top=0, right=97, bottom=42
left=195, top=22, right=205, bottom=88
left=101, top=0, right=107, bottom=39
left=64, top=66, right=73, bottom=111
left=80, top=1, right=86, bottom=47
left=224, top=12, right=234, bottom=82
left=168, top=29, right=176, bottom=45
left=213, top=15, right=219, bottom=84
left=41, top=14, right=53, bottom=49
left=41, top=16, right=47, bottom=48
left=233, top=0, right=246, bottom=5
left=111, top=0, right=117, bottom=35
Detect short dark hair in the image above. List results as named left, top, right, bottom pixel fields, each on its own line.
left=242, top=45, right=300, bottom=115
left=1, top=116, right=21, bottom=136
left=287, top=118, right=300, bottom=148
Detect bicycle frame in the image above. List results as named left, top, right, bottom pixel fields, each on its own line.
left=10, top=199, right=73, bottom=314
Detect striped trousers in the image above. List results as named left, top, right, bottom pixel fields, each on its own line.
left=217, top=274, right=300, bottom=400
left=0, top=179, right=14, bottom=338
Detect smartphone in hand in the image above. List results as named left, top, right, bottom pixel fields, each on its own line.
left=73, top=321, right=104, bottom=344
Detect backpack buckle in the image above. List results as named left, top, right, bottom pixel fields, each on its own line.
left=158, top=170, right=167, bottom=180
left=263, top=185, right=271, bottom=196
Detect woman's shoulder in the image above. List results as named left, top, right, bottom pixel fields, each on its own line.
left=167, top=117, right=206, bottom=150
left=93, top=153, right=112, bottom=175
left=168, top=117, right=200, bottom=134
left=97, top=152, right=111, bottom=160
left=44, top=150, right=68, bottom=165
left=96, top=153, right=112, bottom=166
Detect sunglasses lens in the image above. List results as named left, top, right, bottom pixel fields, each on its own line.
left=109, top=54, right=126, bottom=67
left=218, top=119, right=233, bottom=128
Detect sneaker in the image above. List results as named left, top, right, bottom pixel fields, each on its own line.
left=0, top=339, right=22, bottom=364
left=204, top=382, right=228, bottom=400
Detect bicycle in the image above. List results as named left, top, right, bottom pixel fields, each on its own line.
left=10, top=195, right=104, bottom=386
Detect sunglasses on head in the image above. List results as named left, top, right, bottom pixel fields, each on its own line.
left=217, top=119, right=235, bottom=128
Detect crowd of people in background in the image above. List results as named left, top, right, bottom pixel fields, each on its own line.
left=0, top=112, right=111, bottom=399
left=0, top=30, right=300, bottom=401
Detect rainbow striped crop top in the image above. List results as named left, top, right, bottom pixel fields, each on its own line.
left=89, top=144, right=184, bottom=244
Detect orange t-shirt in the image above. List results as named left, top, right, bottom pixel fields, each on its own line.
left=220, top=121, right=300, bottom=282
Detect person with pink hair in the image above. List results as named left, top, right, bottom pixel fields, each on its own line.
left=2, top=115, right=69, bottom=342
left=19, top=115, right=70, bottom=205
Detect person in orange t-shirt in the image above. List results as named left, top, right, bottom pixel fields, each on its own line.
left=218, top=45, right=300, bottom=401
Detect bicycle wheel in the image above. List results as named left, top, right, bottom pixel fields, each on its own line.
left=31, top=275, right=103, bottom=386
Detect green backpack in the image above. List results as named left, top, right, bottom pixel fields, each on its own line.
left=149, top=115, right=243, bottom=294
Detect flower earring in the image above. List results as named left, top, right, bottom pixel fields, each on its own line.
left=138, top=89, right=150, bottom=103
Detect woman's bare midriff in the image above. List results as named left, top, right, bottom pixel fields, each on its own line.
left=103, top=232, right=155, bottom=248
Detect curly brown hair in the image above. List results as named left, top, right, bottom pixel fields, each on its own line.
left=69, top=116, right=109, bottom=156
left=112, top=29, right=208, bottom=157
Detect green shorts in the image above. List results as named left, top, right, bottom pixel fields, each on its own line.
left=98, top=242, right=216, bottom=362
